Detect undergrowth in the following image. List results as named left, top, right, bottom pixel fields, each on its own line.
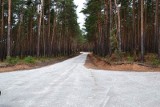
left=127, top=56, right=134, bottom=63
left=151, top=55, right=160, bottom=66
left=24, top=56, right=35, bottom=64
left=6, top=56, right=20, bottom=65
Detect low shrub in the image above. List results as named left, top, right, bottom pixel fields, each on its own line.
left=127, top=56, right=134, bottom=62
left=24, top=56, right=35, bottom=64
left=152, top=58, right=160, bottom=66
left=6, top=56, right=20, bottom=65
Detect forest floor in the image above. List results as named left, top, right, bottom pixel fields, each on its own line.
left=0, top=54, right=78, bottom=73
left=85, top=53, right=160, bottom=72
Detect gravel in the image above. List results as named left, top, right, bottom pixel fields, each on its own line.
left=0, top=53, right=160, bottom=107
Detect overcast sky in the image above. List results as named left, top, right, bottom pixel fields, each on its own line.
left=74, top=0, right=86, bottom=30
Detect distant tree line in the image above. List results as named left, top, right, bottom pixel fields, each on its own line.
left=0, top=0, right=82, bottom=60
left=82, top=0, right=160, bottom=61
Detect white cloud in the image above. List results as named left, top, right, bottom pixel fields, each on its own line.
left=74, top=0, right=86, bottom=29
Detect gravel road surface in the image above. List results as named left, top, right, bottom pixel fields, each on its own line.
left=0, top=53, right=160, bottom=107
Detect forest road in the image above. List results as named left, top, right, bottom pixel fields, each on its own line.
left=0, top=53, right=160, bottom=107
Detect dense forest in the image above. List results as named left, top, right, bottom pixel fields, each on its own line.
left=82, top=0, right=160, bottom=62
left=0, top=0, right=160, bottom=63
left=0, top=0, right=83, bottom=60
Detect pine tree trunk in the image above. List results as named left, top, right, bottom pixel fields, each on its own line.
left=1, top=0, right=4, bottom=41
left=37, top=0, right=43, bottom=57
left=133, top=0, right=136, bottom=50
left=141, top=0, right=144, bottom=62
left=42, top=2, right=45, bottom=56
left=154, top=0, right=158, bottom=53
left=48, top=0, right=51, bottom=55
left=104, top=0, right=108, bottom=56
left=156, top=0, right=160, bottom=59
left=51, top=10, right=57, bottom=55
left=17, top=12, right=23, bottom=55
left=159, top=31, right=160, bottom=59
left=7, top=0, right=11, bottom=57
left=29, top=15, right=33, bottom=55
left=114, top=0, right=121, bottom=52
left=109, top=0, right=112, bottom=55
left=137, top=0, right=141, bottom=52
left=154, top=0, right=160, bottom=59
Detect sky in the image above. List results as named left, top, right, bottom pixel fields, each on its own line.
left=74, top=0, right=86, bottom=30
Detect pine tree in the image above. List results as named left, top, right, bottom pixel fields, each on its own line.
left=7, top=0, right=11, bottom=57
